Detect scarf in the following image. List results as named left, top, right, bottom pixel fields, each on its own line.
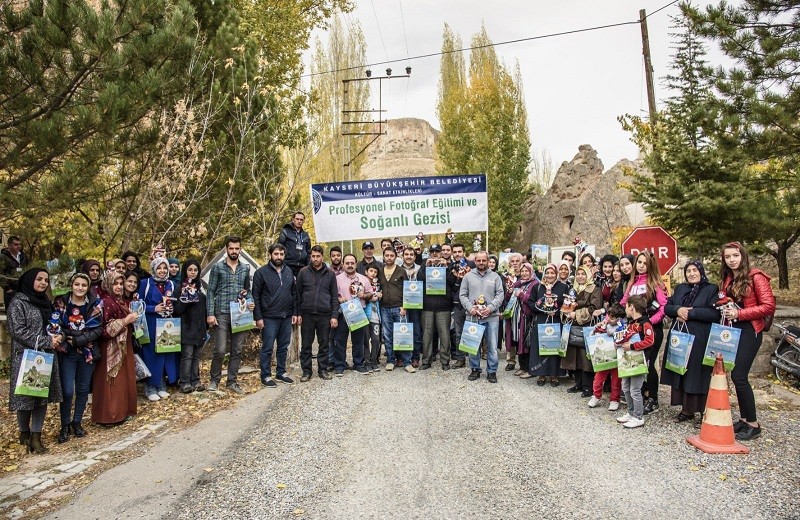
left=82, top=259, right=102, bottom=287
left=101, top=271, right=128, bottom=381
left=557, top=259, right=571, bottom=283
left=168, top=257, right=182, bottom=286
left=573, top=265, right=596, bottom=294
left=542, top=263, right=558, bottom=291
left=681, top=260, right=709, bottom=306
left=150, top=257, right=170, bottom=282
left=17, top=268, right=52, bottom=325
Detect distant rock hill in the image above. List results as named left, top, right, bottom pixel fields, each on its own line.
left=360, top=118, right=438, bottom=179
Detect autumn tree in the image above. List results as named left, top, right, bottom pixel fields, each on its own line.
left=436, top=24, right=532, bottom=248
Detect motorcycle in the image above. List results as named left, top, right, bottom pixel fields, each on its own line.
left=771, top=322, right=800, bottom=387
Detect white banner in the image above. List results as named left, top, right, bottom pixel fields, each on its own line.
left=310, top=174, right=487, bottom=243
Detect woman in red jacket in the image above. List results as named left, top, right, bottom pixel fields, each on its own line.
left=720, top=242, right=775, bottom=441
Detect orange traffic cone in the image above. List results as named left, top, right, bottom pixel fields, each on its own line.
left=687, top=354, right=749, bottom=454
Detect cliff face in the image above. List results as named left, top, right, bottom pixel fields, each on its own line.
left=515, top=144, right=650, bottom=252
left=359, top=118, right=439, bottom=179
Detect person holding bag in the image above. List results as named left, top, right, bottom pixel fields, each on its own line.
left=509, top=263, right=538, bottom=378
left=138, top=257, right=178, bottom=401
left=719, top=242, right=775, bottom=440
left=53, top=273, right=103, bottom=443
left=620, top=252, right=668, bottom=414
left=524, top=263, right=568, bottom=386
left=7, top=268, right=62, bottom=453
left=662, top=260, right=719, bottom=423
left=561, top=266, right=603, bottom=396
left=172, top=259, right=208, bottom=393
left=93, top=271, right=139, bottom=425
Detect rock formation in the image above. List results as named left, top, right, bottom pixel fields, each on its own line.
left=515, top=144, right=650, bottom=252
left=359, top=118, right=438, bottom=179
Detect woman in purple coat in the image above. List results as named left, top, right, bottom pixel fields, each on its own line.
left=510, top=263, right=538, bottom=378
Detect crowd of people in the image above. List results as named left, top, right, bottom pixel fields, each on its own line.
left=3, top=212, right=777, bottom=454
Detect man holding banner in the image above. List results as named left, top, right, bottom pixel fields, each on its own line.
left=333, top=254, right=374, bottom=376
left=459, top=252, right=505, bottom=383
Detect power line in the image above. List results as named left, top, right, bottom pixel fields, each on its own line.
left=301, top=0, right=680, bottom=79
left=647, top=0, right=680, bottom=18
left=304, top=20, right=638, bottom=78
left=398, top=0, right=411, bottom=112
left=369, top=0, right=390, bottom=62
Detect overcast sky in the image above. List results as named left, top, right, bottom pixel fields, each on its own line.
left=303, top=0, right=701, bottom=171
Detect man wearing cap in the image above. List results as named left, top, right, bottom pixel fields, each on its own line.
left=356, top=241, right=384, bottom=276
left=418, top=244, right=456, bottom=370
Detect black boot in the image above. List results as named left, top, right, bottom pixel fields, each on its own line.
left=19, top=430, right=31, bottom=445
left=71, top=422, right=86, bottom=438
left=58, top=424, right=71, bottom=444
left=29, top=432, right=48, bottom=454
left=567, top=369, right=583, bottom=393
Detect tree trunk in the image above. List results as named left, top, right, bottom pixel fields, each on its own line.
left=777, top=243, right=789, bottom=290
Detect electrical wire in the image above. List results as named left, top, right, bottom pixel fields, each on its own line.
left=370, top=0, right=390, bottom=62
left=301, top=0, right=681, bottom=79
left=398, top=0, right=411, bottom=113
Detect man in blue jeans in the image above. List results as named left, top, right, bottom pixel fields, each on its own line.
left=376, top=248, right=414, bottom=372
left=458, top=251, right=504, bottom=383
left=333, top=254, right=374, bottom=376
left=252, top=243, right=299, bottom=388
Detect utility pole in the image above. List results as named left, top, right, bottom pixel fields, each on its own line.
left=341, top=67, right=411, bottom=254
left=639, top=9, right=657, bottom=123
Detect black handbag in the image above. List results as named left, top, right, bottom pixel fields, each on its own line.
left=568, top=323, right=586, bottom=348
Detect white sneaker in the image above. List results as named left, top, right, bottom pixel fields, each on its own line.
left=385, top=363, right=395, bottom=371
left=588, top=396, right=600, bottom=408
left=624, top=417, right=645, bottom=428
left=147, top=393, right=160, bottom=402
left=616, top=413, right=631, bottom=423
left=608, top=401, right=620, bottom=412
left=405, top=365, right=416, bottom=373
left=157, top=390, right=170, bottom=399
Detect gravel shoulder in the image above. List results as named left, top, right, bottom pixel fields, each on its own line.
left=163, top=368, right=800, bottom=520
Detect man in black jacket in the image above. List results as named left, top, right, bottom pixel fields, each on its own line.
left=296, top=245, right=338, bottom=382
left=278, top=212, right=311, bottom=277
left=418, top=244, right=457, bottom=370
left=253, top=243, right=298, bottom=387
left=1, top=235, right=28, bottom=307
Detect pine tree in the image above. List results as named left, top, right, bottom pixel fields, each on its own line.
left=684, top=0, right=800, bottom=288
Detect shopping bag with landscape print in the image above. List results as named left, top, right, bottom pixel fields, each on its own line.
left=703, top=322, right=740, bottom=370
left=340, top=300, right=369, bottom=331
left=425, top=267, right=446, bottom=295
left=558, top=321, right=572, bottom=357
left=402, top=280, right=424, bottom=310
left=665, top=322, right=695, bottom=375
left=14, top=344, right=54, bottom=398
left=155, top=317, right=182, bottom=353
left=393, top=320, right=414, bottom=352
left=537, top=320, right=562, bottom=356
left=586, top=334, right=618, bottom=371
left=459, top=320, right=486, bottom=356
left=616, top=334, right=647, bottom=378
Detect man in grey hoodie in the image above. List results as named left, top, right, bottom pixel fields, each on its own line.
left=458, top=251, right=504, bottom=383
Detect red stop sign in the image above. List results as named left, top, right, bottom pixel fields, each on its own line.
left=621, top=226, right=679, bottom=274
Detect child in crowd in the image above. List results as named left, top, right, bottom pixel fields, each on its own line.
left=615, top=295, right=654, bottom=428
left=365, top=265, right=383, bottom=372
left=588, top=303, right=626, bottom=411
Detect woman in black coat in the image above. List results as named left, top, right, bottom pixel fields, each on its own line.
left=662, top=260, right=720, bottom=422
left=524, top=263, right=568, bottom=386
left=172, top=259, right=208, bottom=393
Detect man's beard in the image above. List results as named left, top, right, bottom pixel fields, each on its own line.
left=272, top=258, right=283, bottom=267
